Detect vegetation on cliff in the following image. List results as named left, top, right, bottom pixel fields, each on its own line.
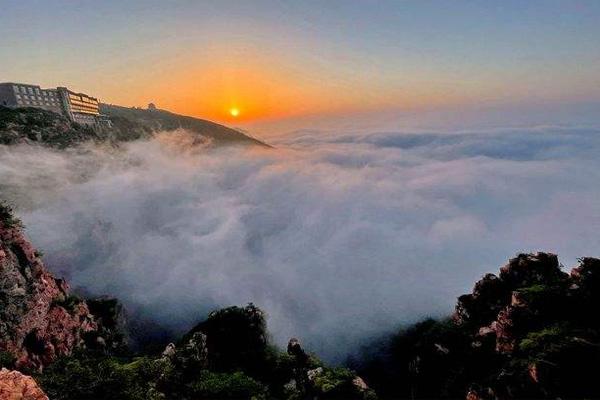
left=355, top=253, right=600, bottom=399
left=0, top=201, right=127, bottom=373
left=0, top=106, right=100, bottom=148
left=0, top=104, right=266, bottom=148
left=2, top=203, right=600, bottom=399
left=36, top=304, right=374, bottom=400
left=99, top=104, right=266, bottom=146
left=0, top=203, right=370, bottom=399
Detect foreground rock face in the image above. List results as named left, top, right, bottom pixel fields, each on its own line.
left=0, top=368, right=48, bottom=400
left=287, top=338, right=375, bottom=399
left=0, top=205, right=121, bottom=370
left=457, top=253, right=576, bottom=354
left=456, top=252, right=600, bottom=398
left=358, top=252, right=600, bottom=400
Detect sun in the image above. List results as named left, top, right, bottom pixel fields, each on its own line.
left=229, top=107, right=240, bottom=117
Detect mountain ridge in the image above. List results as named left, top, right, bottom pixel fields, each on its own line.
left=0, top=104, right=268, bottom=148
left=99, top=103, right=268, bottom=147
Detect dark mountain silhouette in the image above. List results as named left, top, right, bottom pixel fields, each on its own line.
left=0, top=104, right=267, bottom=148
left=99, top=103, right=267, bottom=147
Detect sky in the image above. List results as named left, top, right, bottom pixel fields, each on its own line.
left=1, top=0, right=600, bottom=134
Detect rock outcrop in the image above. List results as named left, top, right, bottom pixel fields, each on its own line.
left=456, top=253, right=570, bottom=353
left=287, top=337, right=376, bottom=400
left=0, top=368, right=48, bottom=400
left=358, top=252, right=600, bottom=400
left=0, top=204, right=121, bottom=370
left=455, top=252, right=600, bottom=398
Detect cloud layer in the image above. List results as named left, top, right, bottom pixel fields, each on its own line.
left=1, top=127, right=599, bottom=361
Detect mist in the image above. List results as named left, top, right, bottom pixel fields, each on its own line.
left=1, top=127, right=599, bottom=362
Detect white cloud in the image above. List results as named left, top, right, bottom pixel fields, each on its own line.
left=1, top=127, right=599, bottom=362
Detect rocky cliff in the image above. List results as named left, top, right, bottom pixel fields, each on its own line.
left=0, top=205, right=370, bottom=399
left=0, top=368, right=48, bottom=400
left=0, top=105, right=99, bottom=147
left=0, top=203, right=121, bottom=371
left=357, top=252, right=600, bottom=399
left=457, top=253, right=600, bottom=399
left=2, top=197, right=599, bottom=399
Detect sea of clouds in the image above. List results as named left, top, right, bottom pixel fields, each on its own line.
left=1, top=126, right=599, bottom=361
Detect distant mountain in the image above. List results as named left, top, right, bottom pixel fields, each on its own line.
left=0, top=104, right=267, bottom=148
left=100, top=104, right=267, bottom=147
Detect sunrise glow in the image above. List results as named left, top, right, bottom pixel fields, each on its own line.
left=4, top=1, right=597, bottom=135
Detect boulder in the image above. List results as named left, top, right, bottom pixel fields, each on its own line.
left=0, top=368, right=48, bottom=400
left=287, top=337, right=309, bottom=366
left=498, top=253, right=567, bottom=289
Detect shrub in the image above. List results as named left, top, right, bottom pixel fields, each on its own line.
left=187, top=370, right=268, bottom=399
left=51, top=294, right=83, bottom=313
left=185, top=303, right=269, bottom=376
left=0, top=201, right=23, bottom=228
left=0, top=351, right=16, bottom=369
left=37, top=353, right=156, bottom=400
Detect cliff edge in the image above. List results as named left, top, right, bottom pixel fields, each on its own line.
left=0, top=203, right=121, bottom=371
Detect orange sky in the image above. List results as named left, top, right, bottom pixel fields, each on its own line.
left=3, top=1, right=600, bottom=136
left=99, top=53, right=480, bottom=129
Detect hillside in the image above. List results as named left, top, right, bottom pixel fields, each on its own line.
left=100, top=104, right=266, bottom=147
left=0, top=106, right=100, bottom=147
left=2, top=198, right=600, bottom=398
left=0, top=204, right=374, bottom=400
left=355, top=253, right=600, bottom=399
left=0, top=105, right=266, bottom=148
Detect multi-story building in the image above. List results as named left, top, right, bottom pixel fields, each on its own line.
left=0, top=82, right=63, bottom=114
left=57, top=87, right=100, bottom=125
left=0, top=82, right=109, bottom=127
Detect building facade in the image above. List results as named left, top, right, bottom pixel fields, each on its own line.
left=0, top=83, right=63, bottom=114
left=57, top=87, right=100, bottom=125
left=0, top=82, right=109, bottom=127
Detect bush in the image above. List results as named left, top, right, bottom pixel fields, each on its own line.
left=185, top=303, right=269, bottom=376
left=51, top=294, right=82, bottom=313
left=518, top=324, right=572, bottom=358
left=0, top=201, right=23, bottom=228
left=187, top=370, right=268, bottom=399
left=0, top=351, right=16, bottom=369
left=312, top=367, right=355, bottom=397
left=37, top=353, right=157, bottom=400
